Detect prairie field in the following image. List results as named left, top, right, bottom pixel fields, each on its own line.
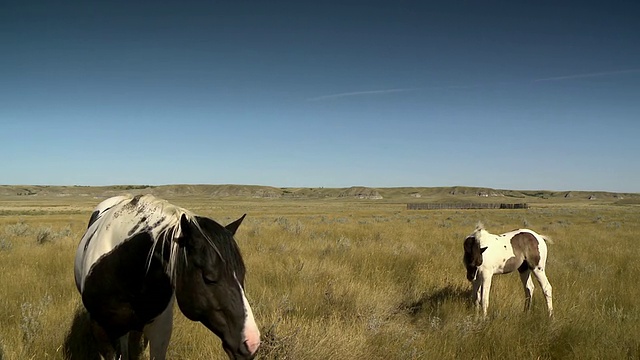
left=1, top=192, right=639, bottom=359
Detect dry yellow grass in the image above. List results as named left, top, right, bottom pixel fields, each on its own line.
left=1, top=195, right=639, bottom=359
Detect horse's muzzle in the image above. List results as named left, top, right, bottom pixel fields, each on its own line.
left=224, top=340, right=258, bottom=360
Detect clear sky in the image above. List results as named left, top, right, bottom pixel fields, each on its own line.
left=1, top=1, right=639, bottom=192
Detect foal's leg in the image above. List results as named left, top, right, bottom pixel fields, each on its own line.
left=479, top=273, right=493, bottom=318
left=143, top=297, right=174, bottom=360
left=532, top=267, right=553, bottom=317
left=519, top=268, right=535, bottom=311
left=472, top=277, right=482, bottom=313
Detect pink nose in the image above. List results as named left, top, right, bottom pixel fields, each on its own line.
left=244, top=329, right=260, bottom=355
left=244, top=335, right=260, bottom=355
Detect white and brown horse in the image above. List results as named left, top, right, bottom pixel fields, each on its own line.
left=74, top=194, right=260, bottom=359
left=463, top=223, right=553, bottom=317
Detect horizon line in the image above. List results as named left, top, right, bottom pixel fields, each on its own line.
left=1, top=183, right=636, bottom=194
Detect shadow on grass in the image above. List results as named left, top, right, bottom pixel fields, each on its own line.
left=400, top=284, right=472, bottom=317
left=62, top=306, right=100, bottom=360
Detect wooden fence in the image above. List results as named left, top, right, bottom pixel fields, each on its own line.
left=406, top=203, right=529, bottom=210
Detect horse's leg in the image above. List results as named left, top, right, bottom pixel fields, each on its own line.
left=479, top=272, right=493, bottom=318
left=89, top=318, right=117, bottom=360
left=532, top=267, right=553, bottom=317
left=472, top=277, right=482, bottom=314
left=143, top=297, right=174, bottom=360
left=519, top=268, right=534, bottom=311
left=118, top=333, right=130, bottom=360
left=128, top=330, right=146, bottom=360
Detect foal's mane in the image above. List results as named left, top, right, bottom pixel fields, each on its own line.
left=471, top=221, right=486, bottom=238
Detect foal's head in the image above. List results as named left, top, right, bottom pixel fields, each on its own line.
left=463, top=227, right=488, bottom=282
left=174, top=214, right=259, bottom=359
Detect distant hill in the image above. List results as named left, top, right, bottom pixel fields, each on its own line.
left=0, top=184, right=638, bottom=205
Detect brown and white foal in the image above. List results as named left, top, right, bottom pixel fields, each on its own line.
left=463, top=223, right=553, bottom=317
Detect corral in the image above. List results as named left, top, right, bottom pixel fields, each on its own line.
left=407, top=203, right=529, bottom=210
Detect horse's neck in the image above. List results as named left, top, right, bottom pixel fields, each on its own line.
left=476, top=229, right=497, bottom=247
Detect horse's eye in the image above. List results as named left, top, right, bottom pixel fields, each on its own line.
left=202, top=271, right=219, bottom=285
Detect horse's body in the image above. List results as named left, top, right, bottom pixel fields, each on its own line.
left=462, top=223, right=553, bottom=317
left=74, top=194, right=260, bottom=359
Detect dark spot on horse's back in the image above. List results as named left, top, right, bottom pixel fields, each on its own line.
left=151, top=216, right=166, bottom=229
left=127, top=195, right=143, bottom=208
left=128, top=216, right=149, bottom=236
left=83, top=228, right=98, bottom=252
left=87, top=211, right=100, bottom=229
left=511, top=232, right=541, bottom=267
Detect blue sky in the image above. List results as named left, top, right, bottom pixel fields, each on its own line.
left=1, top=1, right=639, bottom=192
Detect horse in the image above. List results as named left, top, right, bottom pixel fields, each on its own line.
left=462, top=222, right=553, bottom=317
left=74, top=194, right=260, bottom=360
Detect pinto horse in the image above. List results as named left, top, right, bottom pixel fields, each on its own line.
left=462, top=222, right=553, bottom=317
left=74, top=195, right=260, bottom=359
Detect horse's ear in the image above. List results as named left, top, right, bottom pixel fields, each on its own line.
left=176, top=214, right=191, bottom=246
left=480, top=246, right=488, bottom=253
left=225, top=214, right=246, bottom=235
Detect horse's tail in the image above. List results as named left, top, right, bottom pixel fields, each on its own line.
left=541, top=235, right=554, bottom=244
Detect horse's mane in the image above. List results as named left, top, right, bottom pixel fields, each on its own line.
left=190, top=216, right=246, bottom=276
left=90, top=194, right=225, bottom=286
left=135, top=196, right=231, bottom=285
left=471, top=221, right=486, bottom=238
left=470, top=221, right=497, bottom=247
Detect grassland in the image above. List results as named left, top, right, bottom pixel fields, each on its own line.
left=0, top=187, right=639, bottom=359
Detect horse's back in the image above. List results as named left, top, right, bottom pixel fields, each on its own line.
left=75, top=194, right=188, bottom=291
left=513, top=228, right=549, bottom=251
left=75, top=195, right=140, bottom=292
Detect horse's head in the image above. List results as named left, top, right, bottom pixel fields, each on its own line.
left=174, top=214, right=260, bottom=359
left=463, top=235, right=487, bottom=282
